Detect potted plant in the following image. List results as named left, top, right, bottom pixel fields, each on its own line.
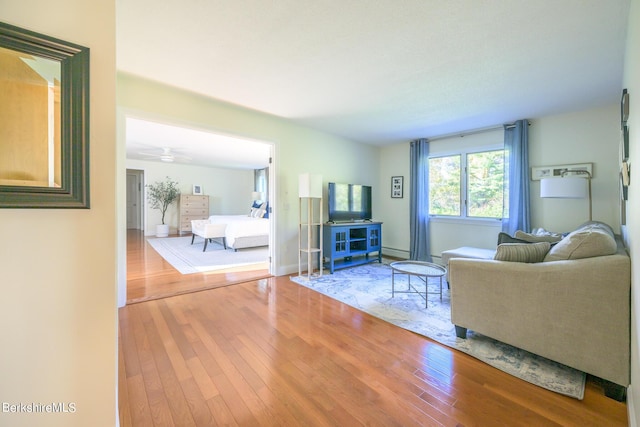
left=147, top=176, right=180, bottom=237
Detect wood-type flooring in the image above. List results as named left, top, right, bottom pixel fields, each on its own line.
left=118, top=231, right=628, bottom=426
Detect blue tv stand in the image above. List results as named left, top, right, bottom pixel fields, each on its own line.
left=323, top=222, right=382, bottom=273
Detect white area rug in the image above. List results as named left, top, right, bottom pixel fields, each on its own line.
left=291, top=262, right=586, bottom=399
left=147, top=236, right=268, bottom=274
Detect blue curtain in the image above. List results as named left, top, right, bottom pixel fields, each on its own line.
left=502, top=120, right=531, bottom=234
left=410, top=138, right=432, bottom=261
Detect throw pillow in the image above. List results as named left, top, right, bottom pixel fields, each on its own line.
left=250, top=202, right=266, bottom=218
left=575, top=221, right=615, bottom=237
left=497, top=232, right=531, bottom=245
left=544, top=226, right=617, bottom=261
left=514, top=230, right=563, bottom=243
left=249, top=200, right=263, bottom=216
left=494, top=242, right=551, bottom=263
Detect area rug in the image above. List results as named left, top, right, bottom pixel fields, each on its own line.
left=290, top=262, right=586, bottom=399
left=147, top=236, right=268, bottom=274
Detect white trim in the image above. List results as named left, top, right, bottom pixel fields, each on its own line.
left=268, top=145, right=277, bottom=276
left=429, top=145, right=505, bottom=220
left=429, top=216, right=503, bottom=227
left=382, top=247, right=409, bottom=259
left=429, top=143, right=504, bottom=159
left=629, top=385, right=637, bottom=427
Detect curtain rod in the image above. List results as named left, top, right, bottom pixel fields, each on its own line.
left=427, top=121, right=531, bottom=142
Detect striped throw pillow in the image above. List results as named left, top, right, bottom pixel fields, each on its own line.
left=494, top=242, right=551, bottom=263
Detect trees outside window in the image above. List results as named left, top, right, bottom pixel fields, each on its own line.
left=429, top=149, right=504, bottom=219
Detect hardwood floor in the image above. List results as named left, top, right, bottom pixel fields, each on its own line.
left=126, top=229, right=270, bottom=303
left=119, top=232, right=628, bottom=426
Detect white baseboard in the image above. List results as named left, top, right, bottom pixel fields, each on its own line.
left=276, top=263, right=301, bottom=277
left=382, top=247, right=409, bottom=259
left=629, top=385, right=637, bottom=427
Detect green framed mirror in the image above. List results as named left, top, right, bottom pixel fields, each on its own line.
left=0, top=21, right=89, bottom=208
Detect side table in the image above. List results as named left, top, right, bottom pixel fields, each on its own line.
left=390, top=261, right=447, bottom=308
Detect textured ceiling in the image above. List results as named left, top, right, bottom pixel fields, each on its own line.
left=117, top=0, right=630, bottom=156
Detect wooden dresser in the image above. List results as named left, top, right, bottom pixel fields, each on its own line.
left=178, top=194, right=209, bottom=235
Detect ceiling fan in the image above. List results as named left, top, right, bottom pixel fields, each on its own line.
left=137, top=147, right=192, bottom=163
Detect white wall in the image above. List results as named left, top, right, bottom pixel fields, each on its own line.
left=623, top=0, right=640, bottom=423
left=0, top=2, right=117, bottom=426
left=377, top=143, right=411, bottom=257
left=126, top=159, right=254, bottom=235
left=117, top=73, right=379, bottom=277
left=377, top=106, right=621, bottom=261
left=529, top=104, right=621, bottom=233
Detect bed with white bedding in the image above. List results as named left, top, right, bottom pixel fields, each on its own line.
left=208, top=215, right=269, bottom=250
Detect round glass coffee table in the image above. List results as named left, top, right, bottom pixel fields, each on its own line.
left=389, top=260, right=447, bottom=308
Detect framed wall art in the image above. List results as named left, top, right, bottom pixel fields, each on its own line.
left=391, top=176, right=403, bottom=198
left=531, top=163, right=593, bottom=181
left=619, top=88, right=630, bottom=214
left=621, top=125, right=630, bottom=161
left=621, top=88, right=629, bottom=127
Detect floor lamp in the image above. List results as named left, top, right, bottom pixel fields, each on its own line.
left=540, top=170, right=592, bottom=221
left=298, top=173, right=323, bottom=279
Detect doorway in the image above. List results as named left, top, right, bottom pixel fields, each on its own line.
left=126, top=169, right=143, bottom=230
left=122, top=117, right=276, bottom=304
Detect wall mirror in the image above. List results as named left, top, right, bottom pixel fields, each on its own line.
left=0, top=22, right=90, bottom=208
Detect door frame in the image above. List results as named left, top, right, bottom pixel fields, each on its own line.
left=118, top=110, right=278, bottom=307
left=126, top=169, right=144, bottom=230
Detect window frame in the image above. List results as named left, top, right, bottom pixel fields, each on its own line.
left=428, top=144, right=504, bottom=222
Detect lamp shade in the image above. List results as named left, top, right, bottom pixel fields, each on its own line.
left=251, top=191, right=263, bottom=201
left=540, top=177, right=588, bottom=199
left=298, top=173, right=323, bottom=198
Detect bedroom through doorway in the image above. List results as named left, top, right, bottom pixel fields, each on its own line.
left=123, top=117, right=276, bottom=304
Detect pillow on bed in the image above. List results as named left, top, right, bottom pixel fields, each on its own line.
left=250, top=203, right=267, bottom=218
left=249, top=201, right=263, bottom=217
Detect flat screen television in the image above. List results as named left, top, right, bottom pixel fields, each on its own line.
left=328, top=182, right=372, bottom=222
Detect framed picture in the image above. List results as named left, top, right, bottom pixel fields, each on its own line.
left=619, top=88, right=630, bottom=206
left=193, top=185, right=203, bottom=195
left=621, top=88, right=629, bottom=128
left=620, top=169, right=629, bottom=201
left=530, top=163, right=593, bottom=180
left=391, top=176, right=403, bottom=198
left=621, top=125, right=630, bottom=161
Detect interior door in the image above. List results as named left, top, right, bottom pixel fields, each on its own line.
left=126, top=171, right=142, bottom=229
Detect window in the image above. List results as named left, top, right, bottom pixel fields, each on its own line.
left=429, top=149, right=504, bottom=219
left=254, top=168, right=268, bottom=195
left=429, top=155, right=461, bottom=216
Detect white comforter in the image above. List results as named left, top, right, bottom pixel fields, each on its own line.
left=208, top=215, right=269, bottom=247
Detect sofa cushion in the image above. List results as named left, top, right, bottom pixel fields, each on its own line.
left=494, top=242, right=551, bottom=263
left=514, top=230, right=563, bottom=243
left=543, top=223, right=617, bottom=261
left=575, top=220, right=615, bottom=236
left=497, top=232, right=531, bottom=245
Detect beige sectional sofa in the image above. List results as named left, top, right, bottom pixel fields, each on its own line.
left=449, top=221, right=630, bottom=400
